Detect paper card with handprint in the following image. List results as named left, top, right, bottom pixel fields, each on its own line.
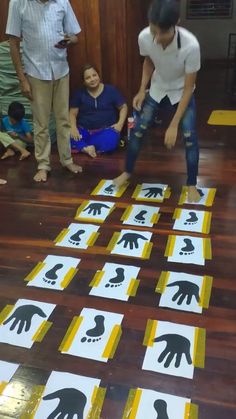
left=132, top=183, right=171, bottom=203
left=108, top=229, right=153, bottom=259
left=165, top=235, right=212, bottom=266
left=142, top=320, right=206, bottom=379
left=33, top=371, right=105, bottom=419
left=0, top=299, right=55, bottom=348
left=0, top=361, right=19, bottom=394
left=156, top=271, right=213, bottom=313
left=89, top=262, right=140, bottom=301
left=59, top=308, right=123, bottom=363
left=25, top=255, right=81, bottom=291
left=91, top=179, right=128, bottom=198
left=123, top=387, right=198, bottom=419
left=75, top=200, right=115, bottom=223
left=121, top=204, right=160, bottom=228
left=173, top=209, right=212, bottom=234
left=178, top=186, right=216, bottom=207
left=54, top=223, right=100, bottom=250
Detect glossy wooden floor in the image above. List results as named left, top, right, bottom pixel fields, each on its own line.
left=0, top=64, right=236, bottom=419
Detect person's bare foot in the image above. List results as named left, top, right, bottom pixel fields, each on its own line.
left=19, top=150, right=31, bottom=161
left=0, top=179, right=7, bottom=185
left=33, top=169, right=48, bottom=182
left=82, top=145, right=97, bottom=158
left=65, top=163, right=83, bottom=173
left=187, top=186, right=201, bottom=203
left=1, top=149, right=15, bottom=160
left=113, top=172, right=130, bottom=188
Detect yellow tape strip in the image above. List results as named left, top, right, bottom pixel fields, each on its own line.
left=199, top=276, right=213, bottom=308
left=102, top=324, right=122, bottom=359
left=0, top=381, right=7, bottom=395
left=203, top=238, right=212, bottom=259
left=205, top=188, right=216, bottom=207
left=122, top=389, right=136, bottom=419
left=164, top=187, right=171, bottom=199
left=164, top=235, right=176, bottom=257
left=132, top=184, right=142, bottom=199
left=107, top=232, right=120, bottom=252
left=32, top=321, right=52, bottom=343
left=121, top=205, right=133, bottom=221
left=24, top=262, right=46, bottom=282
left=74, top=201, right=89, bottom=220
left=150, top=212, right=160, bottom=224
left=116, top=183, right=129, bottom=198
left=127, top=279, right=140, bottom=297
left=54, top=228, right=69, bottom=244
left=173, top=208, right=182, bottom=220
left=129, top=388, right=142, bottom=419
left=0, top=305, right=14, bottom=325
left=202, top=211, right=212, bottom=234
left=91, top=179, right=106, bottom=195
left=155, top=271, right=170, bottom=294
left=87, top=232, right=100, bottom=247
left=143, top=319, right=158, bottom=347
left=60, top=267, right=78, bottom=289
left=178, top=186, right=188, bottom=205
left=89, top=270, right=105, bottom=287
left=88, top=386, right=107, bottom=419
left=193, top=327, right=206, bottom=368
left=20, top=385, right=45, bottom=419
left=184, top=402, right=199, bottom=419
left=142, top=242, right=153, bottom=259
left=59, top=316, right=83, bottom=353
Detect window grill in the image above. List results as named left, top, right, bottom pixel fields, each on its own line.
left=187, top=0, right=233, bottom=19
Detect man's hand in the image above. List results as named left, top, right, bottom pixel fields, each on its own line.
left=164, top=125, right=178, bottom=150
left=70, top=127, right=81, bottom=141
left=111, top=123, right=122, bottom=132
left=133, top=90, right=146, bottom=111
left=55, top=34, right=78, bottom=49
left=20, top=78, right=33, bottom=101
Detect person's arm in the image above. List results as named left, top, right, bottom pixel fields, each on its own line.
left=55, top=0, right=81, bottom=49
left=164, top=72, right=197, bottom=149
left=69, top=108, right=81, bottom=140
left=8, top=36, right=33, bottom=100
left=112, top=104, right=128, bottom=132
left=133, top=57, right=155, bottom=111
left=17, top=132, right=33, bottom=144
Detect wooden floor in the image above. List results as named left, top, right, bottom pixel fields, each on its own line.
left=0, top=63, right=236, bottom=419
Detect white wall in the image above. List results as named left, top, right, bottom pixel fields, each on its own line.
left=180, top=0, right=236, bottom=59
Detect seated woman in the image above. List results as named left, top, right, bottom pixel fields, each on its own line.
left=70, top=64, right=128, bottom=158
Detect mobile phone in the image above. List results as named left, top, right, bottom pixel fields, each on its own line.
left=58, top=39, right=69, bottom=46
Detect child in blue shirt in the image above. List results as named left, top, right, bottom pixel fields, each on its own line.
left=0, top=102, right=33, bottom=160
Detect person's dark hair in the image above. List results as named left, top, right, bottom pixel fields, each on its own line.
left=8, top=101, right=25, bottom=122
left=148, top=0, right=180, bottom=30
left=81, top=64, right=100, bottom=81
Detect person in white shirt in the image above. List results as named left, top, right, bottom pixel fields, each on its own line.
left=114, top=0, right=201, bottom=202
left=6, top=0, right=82, bottom=182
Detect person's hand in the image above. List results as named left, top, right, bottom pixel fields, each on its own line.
left=133, top=90, right=145, bottom=111
left=8, top=131, right=18, bottom=139
left=117, top=232, right=148, bottom=250
left=153, top=333, right=192, bottom=368
left=55, top=35, right=72, bottom=49
left=111, top=123, right=122, bottom=132
left=164, top=125, right=178, bottom=149
left=70, top=127, right=81, bottom=141
left=3, top=304, right=47, bottom=334
left=43, top=388, right=87, bottom=418
left=167, top=280, right=200, bottom=305
left=20, top=78, right=33, bottom=101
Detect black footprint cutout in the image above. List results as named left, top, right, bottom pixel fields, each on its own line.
left=81, top=315, right=105, bottom=343
left=134, top=210, right=147, bottom=224
left=153, top=399, right=169, bottom=419
left=69, top=229, right=85, bottom=246
left=104, top=184, right=115, bottom=195
left=105, top=268, right=125, bottom=288
left=179, top=238, right=195, bottom=255
left=184, top=211, right=198, bottom=225
left=197, top=188, right=204, bottom=198
left=43, top=263, right=63, bottom=285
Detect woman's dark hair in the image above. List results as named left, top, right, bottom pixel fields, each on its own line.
left=81, top=64, right=100, bottom=81
left=148, top=0, right=180, bottom=30
left=8, top=101, right=25, bottom=122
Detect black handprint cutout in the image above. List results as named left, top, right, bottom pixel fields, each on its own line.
left=43, top=388, right=87, bottom=419
left=117, top=233, right=148, bottom=250
left=134, top=210, right=147, bottom=224
left=84, top=202, right=110, bottom=216
left=179, top=238, right=195, bottom=255
left=43, top=263, right=63, bottom=285
left=105, top=268, right=125, bottom=288
left=167, top=281, right=200, bottom=305
left=104, top=184, right=115, bottom=195
left=142, top=187, right=163, bottom=198
left=197, top=188, right=204, bottom=198
left=81, top=315, right=105, bottom=343
left=3, top=305, right=47, bottom=334
left=69, top=229, right=85, bottom=246
left=184, top=211, right=198, bottom=225
left=153, top=334, right=192, bottom=368
left=153, top=399, right=169, bottom=419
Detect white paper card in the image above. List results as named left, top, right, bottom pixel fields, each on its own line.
left=111, top=229, right=152, bottom=258
left=134, top=183, right=168, bottom=202
left=167, top=235, right=205, bottom=266
left=173, top=209, right=209, bottom=233
left=0, top=361, right=19, bottom=384
left=55, top=223, right=100, bottom=250
left=92, top=180, right=127, bottom=198
left=122, top=204, right=160, bottom=227
left=76, top=200, right=115, bottom=223
left=181, top=187, right=215, bottom=206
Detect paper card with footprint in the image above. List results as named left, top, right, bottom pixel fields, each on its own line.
left=165, top=235, right=212, bottom=266
left=108, top=229, right=153, bottom=259
left=132, top=183, right=171, bottom=203
left=59, top=308, right=123, bottom=362
left=32, top=371, right=105, bottom=419
left=142, top=319, right=206, bottom=379
left=173, top=209, right=212, bottom=234
left=0, top=299, right=55, bottom=348
left=25, top=255, right=81, bottom=291
left=121, top=204, right=160, bottom=227
left=156, top=271, right=213, bottom=314
left=178, top=186, right=216, bottom=207
left=0, top=361, right=19, bottom=393
left=75, top=200, right=115, bottom=223
left=89, top=262, right=140, bottom=301
left=54, top=223, right=100, bottom=250
left=91, top=179, right=128, bottom=198
left=123, top=387, right=198, bottom=419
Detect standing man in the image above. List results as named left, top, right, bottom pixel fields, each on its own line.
left=6, top=0, right=82, bottom=182
left=114, top=0, right=201, bottom=202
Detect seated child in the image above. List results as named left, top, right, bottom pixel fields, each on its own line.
left=0, top=101, right=33, bottom=160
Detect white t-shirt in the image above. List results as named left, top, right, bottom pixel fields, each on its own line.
left=138, top=26, right=201, bottom=104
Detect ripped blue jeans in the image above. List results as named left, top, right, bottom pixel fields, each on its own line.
left=125, top=94, right=199, bottom=185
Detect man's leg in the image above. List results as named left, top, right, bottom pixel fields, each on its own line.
left=52, top=75, right=82, bottom=173
left=113, top=94, right=158, bottom=187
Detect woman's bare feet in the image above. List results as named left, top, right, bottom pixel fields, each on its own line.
left=1, top=149, right=15, bottom=160
left=19, top=150, right=31, bottom=161
left=113, top=172, right=130, bottom=188
left=187, top=186, right=201, bottom=203
left=65, top=163, right=83, bottom=173
left=34, top=169, right=48, bottom=182
left=0, top=179, right=7, bottom=185
left=82, top=145, right=97, bottom=158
